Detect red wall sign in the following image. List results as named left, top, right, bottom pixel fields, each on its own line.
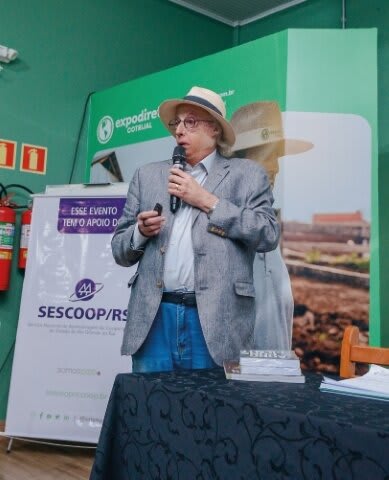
left=20, top=144, right=47, bottom=175
left=0, top=139, right=17, bottom=170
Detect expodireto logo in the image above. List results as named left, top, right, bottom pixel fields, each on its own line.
left=97, top=116, right=114, bottom=144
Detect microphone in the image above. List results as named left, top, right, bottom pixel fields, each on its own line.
left=170, top=145, right=186, bottom=213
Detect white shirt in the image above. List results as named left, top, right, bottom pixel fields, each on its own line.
left=132, top=150, right=217, bottom=292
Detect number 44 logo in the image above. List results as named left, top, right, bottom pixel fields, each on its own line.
left=69, top=278, right=104, bottom=302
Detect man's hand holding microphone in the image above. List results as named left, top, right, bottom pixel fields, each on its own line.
left=137, top=144, right=218, bottom=238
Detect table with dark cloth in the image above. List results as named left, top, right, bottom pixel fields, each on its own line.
left=90, top=368, right=389, bottom=480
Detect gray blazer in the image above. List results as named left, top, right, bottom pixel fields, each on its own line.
left=112, top=152, right=280, bottom=365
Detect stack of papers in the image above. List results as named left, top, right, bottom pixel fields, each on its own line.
left=224, top=350, right=305, bottom=383
left=320, top=365, right=389, bottom=401
left=224, top=361, right=305, bottom=383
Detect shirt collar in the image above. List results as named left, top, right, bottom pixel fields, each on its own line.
left=194, top=149, right=217, bottom=174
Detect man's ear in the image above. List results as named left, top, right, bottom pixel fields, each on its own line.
left=213, top=123, right=222, bottom=137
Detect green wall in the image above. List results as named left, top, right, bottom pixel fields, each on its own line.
left=237, top=0, right=388, bottom=345
left=0, top=0, right=232, bottom=420
left=1, top=0, right=387, bottom=420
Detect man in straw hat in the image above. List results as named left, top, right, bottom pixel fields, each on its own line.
left=112, top=87, right=280, bottom=372
left=230, top=101, right=313, bottom=350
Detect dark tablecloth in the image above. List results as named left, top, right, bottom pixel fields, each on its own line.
left=90, top=368, right=389, bottom=480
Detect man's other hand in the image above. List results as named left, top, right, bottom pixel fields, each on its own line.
left=137, top=210, right=165, bottom=237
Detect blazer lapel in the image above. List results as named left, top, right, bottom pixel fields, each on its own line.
left=161, top=160, right=173, bottom=220
left=156, top=160, right=175, bottom=246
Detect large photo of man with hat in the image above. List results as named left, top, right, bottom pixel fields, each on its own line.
left=230, top=101, right=370, bottom=372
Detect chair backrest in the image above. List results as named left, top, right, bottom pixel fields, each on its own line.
left=340, top=325, right=389, bottom=378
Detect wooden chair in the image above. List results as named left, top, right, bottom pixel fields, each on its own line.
left=340, top=325, right=389, bottom=378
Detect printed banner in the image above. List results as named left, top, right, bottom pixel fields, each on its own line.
left=57, top=197, right=125, bottom=234
left=5, top=185, right=132, bottom=443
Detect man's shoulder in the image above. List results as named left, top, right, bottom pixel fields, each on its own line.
left=141, top=159, right=170, bottom=169
left=136, top=159, right=170, bottom=174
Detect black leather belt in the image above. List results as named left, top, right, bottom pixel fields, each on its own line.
left=161, top=291, right=197, bottom=307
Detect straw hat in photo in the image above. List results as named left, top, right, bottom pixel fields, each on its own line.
left=159, top=86, right=236, bottom=146
left=231, top=101, right=313, bottom=155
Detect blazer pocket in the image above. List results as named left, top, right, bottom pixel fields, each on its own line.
left=127, top=271, right=139, bottom=288
left=234, top=281, right=256, bottom=298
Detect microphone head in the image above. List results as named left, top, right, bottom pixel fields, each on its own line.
left=172, top=145, right=186, bottom=164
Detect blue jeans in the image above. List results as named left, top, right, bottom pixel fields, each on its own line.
left=132, top=301, right=218, bottom=372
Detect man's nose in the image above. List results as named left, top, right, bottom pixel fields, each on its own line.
left=175, top=120, right=185, bottom=134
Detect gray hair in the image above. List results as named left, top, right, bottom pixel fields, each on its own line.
left=213, top=122, right=231, bottom=157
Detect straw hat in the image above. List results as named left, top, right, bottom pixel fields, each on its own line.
left=231, top=101, right=313, bottom=155
left=159, top=86, right=236, bottom=146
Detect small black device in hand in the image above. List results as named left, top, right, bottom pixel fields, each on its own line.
left=153, top=203, right=163, bottom=215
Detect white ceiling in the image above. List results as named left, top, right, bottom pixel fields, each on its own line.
left=168, top=0, right=308, bottom=26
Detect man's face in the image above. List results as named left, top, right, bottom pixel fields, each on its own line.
left=173, top=105, right=219, bottom=165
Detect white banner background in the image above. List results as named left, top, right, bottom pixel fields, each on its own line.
left=5, top=184, right=133, bottom=443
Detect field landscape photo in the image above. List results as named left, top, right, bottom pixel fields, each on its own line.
left=278, top=112, right=371, bottom=374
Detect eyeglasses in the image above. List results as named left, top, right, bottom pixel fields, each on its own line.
left=168, top=117, right=215, bottom=133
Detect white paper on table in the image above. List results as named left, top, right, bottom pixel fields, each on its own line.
left=322, top=365, right=389, bottom=396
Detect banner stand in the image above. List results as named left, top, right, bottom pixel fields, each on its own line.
left=4, top=183, right=132, bottom=444
left=1, top=434, right=96, bottom=453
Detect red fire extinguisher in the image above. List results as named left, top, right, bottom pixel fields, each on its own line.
left=0, top=204, right=16, bottom=290
left=18, top=207, right=32, bottom=269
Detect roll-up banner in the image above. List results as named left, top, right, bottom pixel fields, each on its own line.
left=4, top=184, right=132, bottom=443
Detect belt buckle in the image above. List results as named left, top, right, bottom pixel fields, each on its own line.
left=181, top=293, right=188, bottom=304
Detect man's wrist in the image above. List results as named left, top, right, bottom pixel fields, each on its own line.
left=207, top=198, right=219, bottom=219
left=132, top=224, right=149, bottom=248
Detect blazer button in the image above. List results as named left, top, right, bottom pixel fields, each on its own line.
left=156, top=280, right=163, bottom=288
left=160, top=246, right=166, bottom=254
